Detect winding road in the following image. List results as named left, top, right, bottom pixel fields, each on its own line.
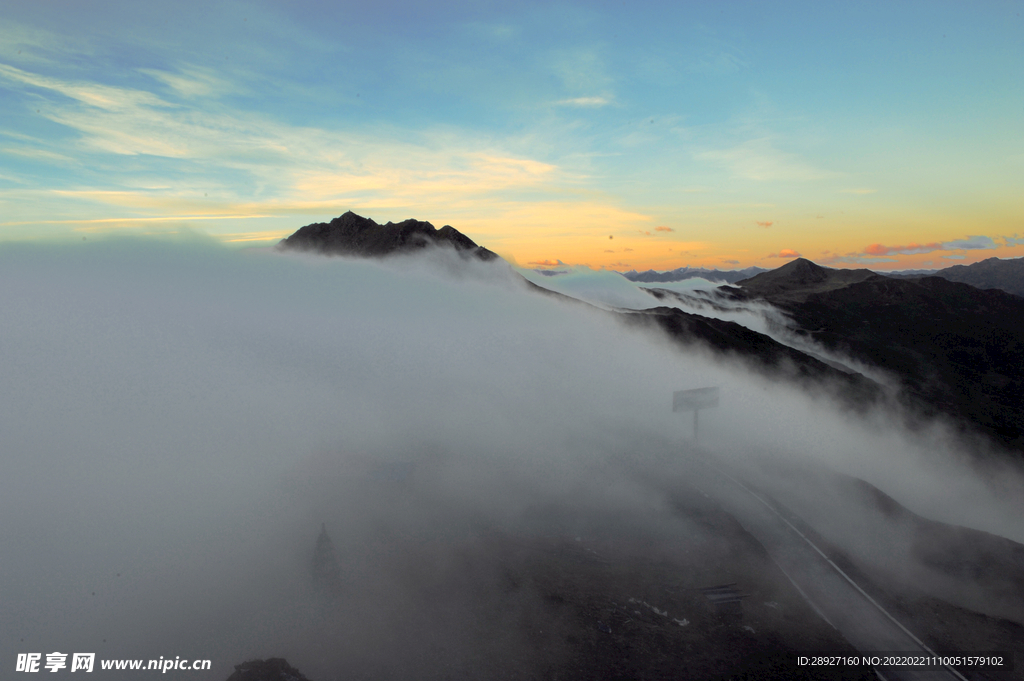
left=687, top=454, right=969, bottom=681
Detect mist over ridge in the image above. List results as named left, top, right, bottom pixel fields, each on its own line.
left=3, top=235, right=1022, bottom=678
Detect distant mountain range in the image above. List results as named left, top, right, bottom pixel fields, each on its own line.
left=621, top=266, right=768, bottom=284
left=928, top=256, right=1024, bottom=297
left=628, top=256, right=1024, bottom=298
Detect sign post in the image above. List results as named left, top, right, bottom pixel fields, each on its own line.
left=673, top=387, right=720, bottom=444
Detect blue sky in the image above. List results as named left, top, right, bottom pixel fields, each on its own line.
left=1, top=0, right=1022, bottom=269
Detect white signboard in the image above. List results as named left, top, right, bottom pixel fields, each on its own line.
left=673, top=387, right=720, bottom=412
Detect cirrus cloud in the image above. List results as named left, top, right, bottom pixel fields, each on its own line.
left=767, top=249, right=801, bottom=258
left=554, top=96, right=612, bottom=108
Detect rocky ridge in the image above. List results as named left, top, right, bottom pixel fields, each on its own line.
left=727, top=258, right=1024, bottom=455
left=278, top=211, right=498, bottom=261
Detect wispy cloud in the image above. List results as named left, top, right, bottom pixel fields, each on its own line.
left=862, top=235, right=998, bottom=257
left=755, top=220, right=773, bottom=228
left=767, top=248, right=801, bottom=258
left=2, top=59, right=645, bottom=248
left=1, top=214, right=274, bottom=228
left=695, top=139, right=835, bottom=182
left=140, top=66, right=239, bottom=99
left=555, top=96, right=612, bottom=107
left=864, top=242, right=943, bottom=256
left=654, top=226, right=674, bottom=232
left=0, top=20, right=97, bottom=67
left=943, top=235, right=997, bottom=250
left=0, top=63, right=171, bottom=113
left=1, top=146, right=78, bottom=164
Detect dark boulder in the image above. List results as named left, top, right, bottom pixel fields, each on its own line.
left=225, top=658, right=311, bottom=681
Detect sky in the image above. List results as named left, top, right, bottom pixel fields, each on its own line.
left=1, top=0, right=1022, bottom=270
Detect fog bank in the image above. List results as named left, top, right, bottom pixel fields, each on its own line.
left=2, top=237, right=1021, bottom=678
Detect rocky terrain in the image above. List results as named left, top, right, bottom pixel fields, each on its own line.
left=223, top=454, right=1022, bottom=681
left=230, top=455, right=879, bottom=681
left=278, top=211, right=498, bottom=261
left=226, top=658, right=312, bottom=681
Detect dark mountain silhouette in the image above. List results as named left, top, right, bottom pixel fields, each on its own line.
left=278, top=211, right=498, bottom=261
left=622, top=265, right=767, bottom=284
left=731, top=259, right=1024, bottom=454
left=735, top=258, right=877, bottom=302
left=930, top=256, right=1024, bottom=297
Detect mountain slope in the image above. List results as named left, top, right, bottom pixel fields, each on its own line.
left=732, top=260, right=1024, bottom=454
left=931, top=256, right=1024, bottom=297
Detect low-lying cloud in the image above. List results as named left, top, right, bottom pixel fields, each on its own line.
left=2, top=237, right=1021, bottom=678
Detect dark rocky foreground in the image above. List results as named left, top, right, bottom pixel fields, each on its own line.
left=225, top=454, right=1023, bottom=680
left=278, top=211, right=498, bottom=261
left=226, top=658, right=311, bottom=681
left=228, top=463, right=877, bottom=680
left=745, top=460, right=1024, bottom=681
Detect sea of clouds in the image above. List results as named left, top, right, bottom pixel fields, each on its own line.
left=2, top=237, right=1021, bottom=678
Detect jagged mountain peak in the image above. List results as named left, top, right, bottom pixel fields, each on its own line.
left=278, top=211, right=498, bottom=261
